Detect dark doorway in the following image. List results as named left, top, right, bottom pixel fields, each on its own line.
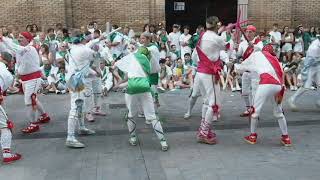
left=165, top=0, right=237, bottom=33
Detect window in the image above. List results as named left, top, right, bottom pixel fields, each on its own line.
left=174, top=2, right=185, bottom=11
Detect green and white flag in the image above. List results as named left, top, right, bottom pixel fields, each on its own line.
left=115, top=52, right=151, bottom=94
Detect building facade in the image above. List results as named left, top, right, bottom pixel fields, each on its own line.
left=0, top=0, right=319, bottom=32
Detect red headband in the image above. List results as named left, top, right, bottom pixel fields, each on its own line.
left=20, top=31, right=34, bottom=42
left=246, top=25, right=256, bottom=32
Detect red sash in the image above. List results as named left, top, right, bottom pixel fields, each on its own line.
left=20, top=71, right=42, bottom=81
left=0, top=87, right=3, bottom=104
left=262, top=51, right=284, bottom=85
left=242, top=38, right=261, bottom=60
left=196, top=32, right=222, bottom=81
left=262, top=51, right=285, bottom=103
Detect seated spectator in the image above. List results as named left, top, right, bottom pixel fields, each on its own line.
left=284, top=52, right=301, bottom=91
left=39, top=44, right=53, bottom=65
left=158, top=59, right=173, bottom=91
left=183, top=53, right=194, bottom=86
left=53, top=65, right=68, bottom=94
left=40, top=60, right=58, bottom=93
left=173, top=58, right=192, bottom=89
left=169, top=44, right=180, bottom=63
left=159, top=42, right=168, bottom=59
left=226, top=62, right=241, bottom=92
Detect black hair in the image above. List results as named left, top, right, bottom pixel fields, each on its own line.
left=183, top=25, right=190, bottom=31
left=47, top=28, right=55, bottom=33
left=159, top=58, right=166, bottom=64
left=94, top=29, right=101, bottom=35
left=184, top=53, right=191, bottom=57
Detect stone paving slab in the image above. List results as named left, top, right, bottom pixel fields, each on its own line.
left=1, top=125, right=320, bottom=180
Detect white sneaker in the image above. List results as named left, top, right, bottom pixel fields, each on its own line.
left=160, top=140, right=169, bottom=151
left=231, top=87, right=236, bottom=92
left=79, top=128, right=96, bottom=135
left=157, top=87, right=166, bottom=93
left=184, top=113, right=191, bottom=119
left=290, top=86, right=294, bottom=91
left=294, top=86, right=298, bottom=91
left=138, top=113, right=145, bottom=118
left=129, top=135, right=138, bottom=146
left=65, top=139, right=85, bottom=148
left=236, top=86, right=242, bottom=91
left=145, top=119, right=152, bottom=125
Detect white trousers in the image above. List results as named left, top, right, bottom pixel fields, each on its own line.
left=241, top=72, right=259, bottom=106
left=69, top=91, right=85, bottom=118
left=125, top=92, right=157, bottom=121
left=83, top=78, right=94, bottom=112
left=250, top=84, right=287, bottom=134
left=252, top=84, right=284, bottom=119
left=92, top=77, right=102, bottom=94
left=22, top=78, right=42, bottom=105
left=0, top=105, right=8, bottom=129
left=67, top=91, right=87, bottom=138
left=196, top=73, right=220, bottom=123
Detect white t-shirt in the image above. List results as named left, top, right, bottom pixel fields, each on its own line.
left=269, top=31, right=282, bottom=46
left=168, top=31, right=181, bottom=50
left=179, top=33, right=192, bottom=56
left=111, top=34, right=124, bottom=59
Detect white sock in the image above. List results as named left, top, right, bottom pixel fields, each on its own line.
left=36, top=100, right=45, bottom=115
left=250, top=117, right=258, bottom=133
left=1, top=128, right=12, bottom=158
left=187, top=96, right=197, bottom=115
left=242, top=95, right=250, bottom=109
left=201, top=103, right=208, bottom=119
left=78, top=115, right=86, bottom=129
left=278, top=117, right=288, bottom=135
left=93, top=93, right=100, bottom=108
left=126, top=118, right=136, bottom=137
left=151, top=119, right=165, bottom=141
left=67, top=116, right=76, bottom=141
left=28, top=106, right=37, bottom=123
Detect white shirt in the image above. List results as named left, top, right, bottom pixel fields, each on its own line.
left=198, top=30, right=225, bottom=62
left=179, top=33, right=192, bottom=52
left=236, top=51, right=281, bottom=83
left=1, top=37, right=40, bottom=75
left=111, top=34, right=124, bottom=58
left=307, top=39, right=320, bottom=58
left=66, top=44, right=96, bottom=81
left=168, top=31, right=181, bottom=50
left=146, top=44, right=161, bottom=74
left=0, top=62, right=14, bottom=91
left=269, top=31, right=282, bottom=46
left=237, top=37, right=263, bottom=59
